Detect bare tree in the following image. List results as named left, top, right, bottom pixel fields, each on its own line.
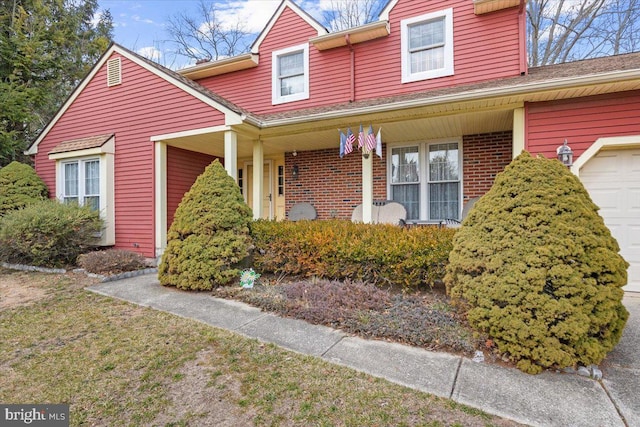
left=322, top=0, right=385, bottom=31
left=165, top=0, right=250, bottom=63
left=527, top=0, right=640, bottom=66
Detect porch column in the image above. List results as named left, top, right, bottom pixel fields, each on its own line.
left=154, top=141, right=167, bottom=260
left=362, top=153, right=374, bottom=223
left=513, top=107, right=525, bottom=158
left=224, top=130, right=238, bottom=181
left=252, top=140, right=264, bottom=220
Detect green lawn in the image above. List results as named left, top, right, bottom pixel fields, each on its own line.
left=0, top=268, right=520, bottom=426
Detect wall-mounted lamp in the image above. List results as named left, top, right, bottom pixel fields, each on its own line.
left=557, top=139, right=573, bottom=167
left=292, top=150, right=297, bottom=157
left=292, top=165, right=299, bottom=178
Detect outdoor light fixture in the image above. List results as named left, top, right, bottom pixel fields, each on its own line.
left=557, top=139, right=573, bottom=167
left=292, top=165, right=299, bottom=178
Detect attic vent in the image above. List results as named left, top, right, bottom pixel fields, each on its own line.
left=106, top=58, right=122, bottom=87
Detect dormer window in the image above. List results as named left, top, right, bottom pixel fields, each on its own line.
left=401, top=8, right=454, bottom=83
left=272, top=43, right=309, bottom=104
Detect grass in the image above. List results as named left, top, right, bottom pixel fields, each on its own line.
left=0, top=268, right=521, bottom=426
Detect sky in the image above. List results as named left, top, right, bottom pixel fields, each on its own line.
left=95, top=0, right=354, bottom=70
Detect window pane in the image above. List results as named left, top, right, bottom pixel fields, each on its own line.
left=392, top=184, right=420, bottom=220
left=85, top=160, right=100, bottom=195
left=429, top=143, right=459, bottom=181
left=64, top=163, right=78, bottom=197
left=280, top=74, right=304, bottom=96
left=409, top=19, right=444, bottom=50
left=391, top=146, right=419, bottom=184
left=279, top=51, right=303, bottom=77
left=84, top=196, right=100, bottom=211
left=411, top=46, right=444, bottom=73
left=429, top=182, right=459, bottom=220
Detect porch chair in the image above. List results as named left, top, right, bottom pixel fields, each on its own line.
left=443, top=197, right=479, bottom=228
left=288, top=202, right=317, bottom=221
left=351, top=200, right=407, bottom=226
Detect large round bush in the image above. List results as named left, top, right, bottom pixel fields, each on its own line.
left=445, top=152, right=629, bottom=374
left=0, top=161, right=48, bottom=217
left=0, top=199, right=102, bottom=267
left=159, top=159, right=253, bottom=290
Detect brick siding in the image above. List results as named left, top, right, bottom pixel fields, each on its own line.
left=285, top=131, right=513, bottom=218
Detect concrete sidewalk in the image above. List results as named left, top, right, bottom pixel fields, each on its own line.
left=87, top=274, right=640, bottom=427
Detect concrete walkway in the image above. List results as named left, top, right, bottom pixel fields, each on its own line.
left=87, top=274, right=640, bottom=427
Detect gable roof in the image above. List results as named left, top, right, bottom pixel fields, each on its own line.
left=250, top=0, right=328, bottom=54
left=26, top=43, right=257, bottom=155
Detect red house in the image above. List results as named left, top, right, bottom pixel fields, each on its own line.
left=26, top=0, right=640, bottom=292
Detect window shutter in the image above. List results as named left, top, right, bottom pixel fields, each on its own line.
left=106, top=58, right=122, bottom=87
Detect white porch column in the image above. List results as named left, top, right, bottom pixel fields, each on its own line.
left=224, top=130, right=238, bottom=180
left=362, top=153, right=374, bottom=223
left=513, top=107, right=525, bottom=158
left=252, top=140, right=264, bottom=220
left=154, top=141, right=167, bottom=259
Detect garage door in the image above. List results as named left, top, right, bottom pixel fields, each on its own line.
left=580, top=148, right=640, bottom=293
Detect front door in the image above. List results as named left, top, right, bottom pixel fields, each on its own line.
left=246, top=161, right=273, bottom=219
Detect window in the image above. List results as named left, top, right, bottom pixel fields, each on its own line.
left=62, top=158, right=101, bottom=211
left=272, top=43, right=309, bottom=104
left=401, top=8, right=454, bottom=83
left=389, top=141, right=461, bottom=221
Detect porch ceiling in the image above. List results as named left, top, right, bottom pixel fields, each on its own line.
left=163, top=105, right=515, bottom=158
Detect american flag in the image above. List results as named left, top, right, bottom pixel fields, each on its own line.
left=357, top=124, right=364, bottom=149
left=365, top=125, right=376, bottom=152
left=345, top=128, right=355, bottom=155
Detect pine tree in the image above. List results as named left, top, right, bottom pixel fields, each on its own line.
left=159, top=159, right=253, bottom=290
left=445, top=152, right=629, bottom=374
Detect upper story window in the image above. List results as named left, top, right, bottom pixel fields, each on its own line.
left=272, top=43, right=309, bottom=105
left=401, top=8, right=454, bottom=83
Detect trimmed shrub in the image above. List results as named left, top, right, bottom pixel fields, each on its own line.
left=0, top=199, right=103, bottom=268
left=445, top=152, right=629, bottom=374
left=251, top=219, right=456, bottom=290
left=78, top=249, right=150, bottom=275
left=0, top=161, right=48, bottom=217
left=159, top=159, right=253, bottom=290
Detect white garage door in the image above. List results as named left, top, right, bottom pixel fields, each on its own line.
left=580, top=148, right=640, bottom=293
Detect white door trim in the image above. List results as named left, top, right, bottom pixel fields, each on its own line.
left=572, top=135, right=640, bottom=177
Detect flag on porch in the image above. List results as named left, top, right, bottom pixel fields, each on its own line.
left=345, top=127, right=355, bottom=155
left=375, top=127, right=382, bottom=158
left=357, top=124, right=365, bottom=150
left=339, top=130, right=346, bottom=158
left=365, top=125, right=376, bottom=152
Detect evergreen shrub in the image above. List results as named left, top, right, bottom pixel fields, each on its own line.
left=251, top=219, right=456, bottom=290
left=445, top=152, right=629, bottom=374
left=0, top=199, right=103, bottom=267
left=159, top=159, right=253, bottom=290
left=0, top=161, right=48, bottom=216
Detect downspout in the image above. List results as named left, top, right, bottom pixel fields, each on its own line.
left=346, top=34, right=355, bottom=102
left=518, top=0, right=528, bottom=75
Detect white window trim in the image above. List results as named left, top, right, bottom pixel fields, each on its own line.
left=401, top=8, right=454, bottom=84
left=52, top=151, right=115, bottom=246
left=272, top=43, right=310, bottom=105
left=387, top=138, right=463, bottom=221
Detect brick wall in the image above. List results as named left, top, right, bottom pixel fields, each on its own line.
left=285, top=147, right=387, bottom=220
left=285, top=132, right=512, bottom=218
left=463, top=131, right=513, bottom=202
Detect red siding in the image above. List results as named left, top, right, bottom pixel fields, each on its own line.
left=166, top=146, right=217, bottom=228
left=196, top=1, right=523, bottom=115
left=526, top=90, right=640, bottom=161
left=34, top=52, right=227, bottom=257
left=463, top=132, right=513, bottom=200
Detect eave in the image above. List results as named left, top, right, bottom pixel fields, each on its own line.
left=310, top=20, right=390, bottom=51
left=473, top=0, right=521, bottom=15
left=178, top=54, right=259, bottom=80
